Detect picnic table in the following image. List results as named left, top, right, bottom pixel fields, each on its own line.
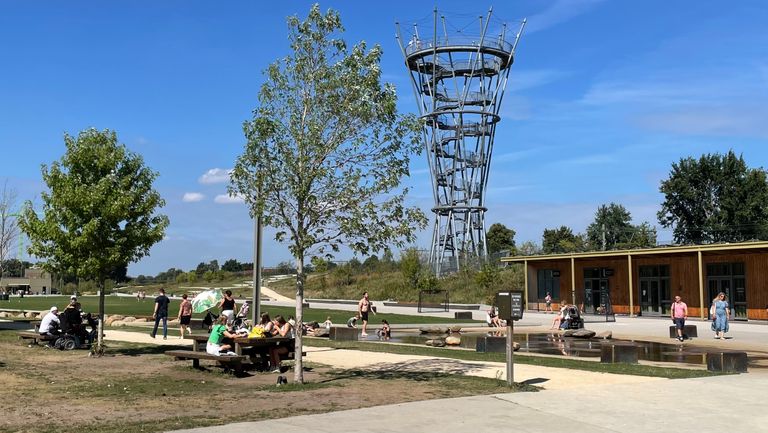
left=186, top=334, right=296, bottom=357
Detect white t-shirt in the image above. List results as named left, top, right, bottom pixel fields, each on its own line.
left=39, top=312, right=60, bottom=333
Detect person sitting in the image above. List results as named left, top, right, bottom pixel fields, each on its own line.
left=322, top=316, right=333, bottom=330
left=257, top=312, right=275, bottom=335
left=206, top=316, right=237, bottom=356
left=487, top=307, right=501, bottom=327
left=268, top=315, right=293, bottom=372
left=551, top=304, right=567, bottom=330
left=60, top=302, right=91, bottom=345
left=39, top=306, right=61, bottom=338
left=376, top=319, right=391, bottom=339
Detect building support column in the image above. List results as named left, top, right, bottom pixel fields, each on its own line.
left=697, top=250, right=705, bottom=319
left=570, top=257, right=576, bottom=305
left=523, top=260, right=529, bottom=309
left=627, top=254, right=634, bottom=317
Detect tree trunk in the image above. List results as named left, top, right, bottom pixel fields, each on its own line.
left=294, top=255, right=305, bottom=384
left=96, top=279, right=105, bottom=355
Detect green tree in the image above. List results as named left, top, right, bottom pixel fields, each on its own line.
left=221, top=259, right=243, bottom=273
left=658, top=150, right=768, bottom=244
left=586, top=203, right=633, bottom=250
left=18, top=128, right=168, bottom=353
left=229, top=5, right=426, bottom=383
left=542, top=226, right=585, bottom=254
left=400, top=248, right=422, bottom=288
left=486, top=223, right=516, bottom=255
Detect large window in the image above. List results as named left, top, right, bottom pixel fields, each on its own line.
left=638, top=265, right=670, bottom=316
left=537, top=269, right=560, bottom=301
left=706, top=262, right=747, bottom=320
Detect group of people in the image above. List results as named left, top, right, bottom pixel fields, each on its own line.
left=150, top=288, right=241, bottom=340
left=206, top=311, right=294, bottom=372
left=135, top=290, right=147, bottom=302
left=344, top=292, right=390, bottom=338
left=38, top=295, right=93, bottom=346
left=670, top=292, right=732, bottom=341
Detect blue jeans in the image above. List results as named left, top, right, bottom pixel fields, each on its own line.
left=152, top=315, right=167, bottom=338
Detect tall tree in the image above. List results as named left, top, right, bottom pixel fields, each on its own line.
left=658, top=151, right=768, bottom=244
left=229, top=5, right=426, bottom=383
left=0, top=181, right=20, bottom=284
left=18, top=128, right=168, bottom=353
left=542, top=226, right=585, bottom=254
left=586, top=203, right=633, bottom=250
left=486, top=223, right=516, bottom=255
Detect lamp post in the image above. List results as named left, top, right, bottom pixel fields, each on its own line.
left=251, top=213, right=263, bottom=325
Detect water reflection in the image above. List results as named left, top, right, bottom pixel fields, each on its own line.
left=389, top=331, right=722, bottom=366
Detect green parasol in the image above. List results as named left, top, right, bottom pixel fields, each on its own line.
left=191, top=288, right=223, bottom=314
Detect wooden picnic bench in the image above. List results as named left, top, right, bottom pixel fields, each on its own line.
left=164, top=349, right=247, bottom=375
left=186, top=334, right=302, bottom=367
left=18, top=330, right=57, bottom=345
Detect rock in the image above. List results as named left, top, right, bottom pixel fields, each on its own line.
left=133, top=318, right=148, bottom=323
left=310, top=328, right=329, bottom=337
left=425, top=338, right=446, bottom=347
left=111, top=321, right=125, bottom=327
left=25, top=312, right=37, bottom=318
left=0, top=312, right=8, bottom=318
left=445, top=335, right=461, bottom=345
left=570, top=329, right=596, bottom=339
left=596, top=330, right=612, bottom=339
left=419, top=326, right=448, bottom=334
left=450, top=325, right=462, bottom=333
left=513, top=342, right=521, bottom=351
left=122, top=317, right=136, bottom=323
left=111, top=315, right=125, bottom=321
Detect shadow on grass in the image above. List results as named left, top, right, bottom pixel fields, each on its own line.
left=323, top=358, right=497, bottom=382
left=107, top=343, right=188, bottom=356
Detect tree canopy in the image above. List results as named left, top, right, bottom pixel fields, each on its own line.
left=542, top=226, right=584, bottom=254
left=658, top=150, right=768, bottom=244
left=19, top=128, right=168, bottom=352
left=229, top=5, right=427, bottom=383
left=586, top=203, right=656, bottom=250
left=486, top=223, right=516, bottom=255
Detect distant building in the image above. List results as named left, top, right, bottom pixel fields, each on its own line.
left=1, top=268, right=56, bottom=294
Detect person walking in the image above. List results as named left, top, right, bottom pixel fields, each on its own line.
left=711, top=292, right=730, bottom=340
left=670, top=295, right=688, bottom=342
left=151, top=288, right=170, bottom=339
left=177, top=293, right=193, bottom=339
left=358, top=292, right=375, bottom=337
left=544, top=292, right=553, bottom=313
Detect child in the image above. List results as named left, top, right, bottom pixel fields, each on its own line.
left=376, top=319, right=391, bottom=339
left=346, top=314, right=359, bottom=328
left=322, top=316, right=333, bottom=330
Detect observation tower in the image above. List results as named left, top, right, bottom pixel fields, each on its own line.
left=396, top=9, right=525, bottom=275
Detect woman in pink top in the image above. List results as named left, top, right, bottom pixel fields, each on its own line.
left=178, top=294, right=193, bottom=339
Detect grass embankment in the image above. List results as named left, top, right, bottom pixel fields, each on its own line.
left=1, top=295, right=478, bottom=326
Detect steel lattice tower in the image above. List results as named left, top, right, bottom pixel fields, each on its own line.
left=396, top=9, right=525, bottom=275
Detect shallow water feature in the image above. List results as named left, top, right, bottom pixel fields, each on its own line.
left=376, top=331, right=718, bottom=367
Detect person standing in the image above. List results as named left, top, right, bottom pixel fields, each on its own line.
left=544, top=292, right=553, bottom=313
left=177, top=293, right=193, bottom=339
left=670, top=295, right=688, bottom=342
left=358, top=292, right=375, bottom=337
left=151, top=288, right=170, bottom=339
left=711, top=292, right=730, bottom=340
left=219, top=290, right=237, bottom=325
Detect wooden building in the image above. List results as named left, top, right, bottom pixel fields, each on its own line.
left=502, top=241, right=768, bottom=321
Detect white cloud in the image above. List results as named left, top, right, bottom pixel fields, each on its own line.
left=214, top=193, right=245, bottom=204
left=524, top=0, right=606, bottom=34
left=182, top=192, right=205, bottom=202
left=199, top=168, right=232, bottom=185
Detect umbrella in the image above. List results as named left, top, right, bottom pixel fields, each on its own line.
left=191, top=288, right=223, bottom=314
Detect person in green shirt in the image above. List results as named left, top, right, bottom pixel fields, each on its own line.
left=206, top=315, right=237, bottom=356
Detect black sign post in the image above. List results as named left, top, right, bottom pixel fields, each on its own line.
left=496, top=291, right=524, bottom=386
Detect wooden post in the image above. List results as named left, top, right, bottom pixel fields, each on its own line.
left=506, top=321, right=514, bottom=386
left=570, top=257, right=576, bottom=305
left=627, top=254, right=634, bottom=317
left=698, top=250, right=705, bottom=319
left=523, top=260, right=528, bottom=308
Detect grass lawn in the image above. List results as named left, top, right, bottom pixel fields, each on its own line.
left=1, top=295, right=479, bottom=326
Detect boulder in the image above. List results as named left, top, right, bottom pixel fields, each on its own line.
left=445, top=335, right=461, bottom=345
left=595, top=330, right=612, bottom=339
left=122, top=317, right=136, bottom=323
left=111, top=321, right=125, bottom=327
left=419, top=326, right=448, bottom=334
left=425, top=338, right=446, bottom=347
left=310, top=328, right=329, bottom=337
left=111, top=315, right=125, bottom=322
left=0, top=312, right=8, bottom=318
left=25, top=312, right=38, bottom=318
left=570, top=329, right=596, bottom=339
left=133, top=318, right=148, bottom=323
left=513, top=342, right=521, bottom=351
left=450, top=325, right=462, bottom=333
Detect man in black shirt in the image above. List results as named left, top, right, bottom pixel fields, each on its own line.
left=151, top=288, right=171, bottom=339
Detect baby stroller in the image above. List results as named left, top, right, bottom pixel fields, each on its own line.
left=232, top=301, right=252, bottom=331
left=560, top=305, right=584, bottom=330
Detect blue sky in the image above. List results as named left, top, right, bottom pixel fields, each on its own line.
left=2, top=1, right=768, bottom=276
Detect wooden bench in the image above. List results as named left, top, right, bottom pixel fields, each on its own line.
left=18, top=331, right=57, bottom=346
left=164, top=350, right=246, bottom=375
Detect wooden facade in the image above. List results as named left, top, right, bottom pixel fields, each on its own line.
left=504, top=242, right=768, bottom=321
